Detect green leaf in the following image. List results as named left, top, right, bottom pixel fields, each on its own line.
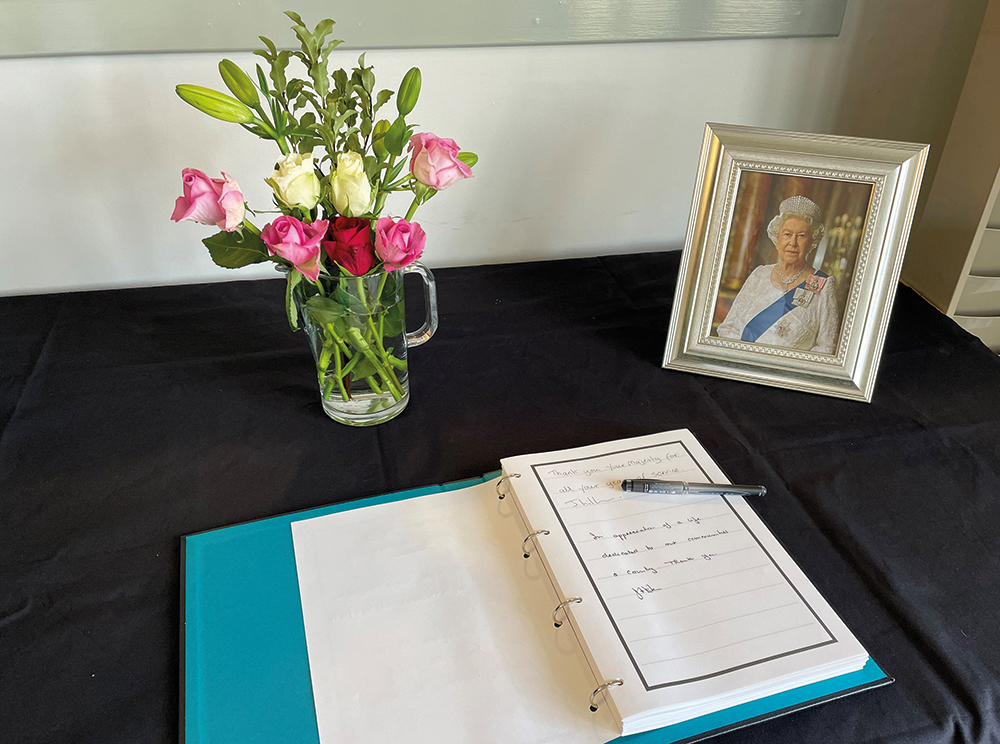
left=305, top=295, right=347, bottom=325
left=333, top=284, right=368, bottom=315
left=353, top=84, right=371, bottom=111
left=361, top=68, right=375, bottom=94
left=396, top=67, right=421, bottom=116
left=314, top=18, right=335, bottom=42
left=332, top=69, right=349, bottom=95
left=382, top=301, right=404, bottom=337
left=374, top=89, right=394, bottom=113
left=240, top=123, right=270, bottom=138
left=255, top=64, right=270, bottom=95
left=387, top=157, right=407, bottom=183
left=385, top=115, right=408, bottom=156
left=349, top=355, right=377, bottom=380
left=271, top=50, right=291, bottom=94
left=457, top=151, right=478, bottom=168
left=258, top=35, right=277, bottom=57
left=285, top=270, right=303, bottom=331
left=176, top=85, right=255, bottom=124
left=202, top=229, right=269, bottom=268
left=219, top=59, right=260, bottom=107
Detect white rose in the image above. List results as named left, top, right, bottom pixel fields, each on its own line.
left=266, top=152, right=321, bottom=209
left=330, top=152, right=372, bottom=217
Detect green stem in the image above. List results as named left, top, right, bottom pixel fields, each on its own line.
left=322, top=325, right=351, bottom=402
left=252, top=115, right=290, bottom=154
left=346, top=327, right=403, bottom=401
left=404, top=194, right=421, bottom=222
left=381, top=153, right=397, bottom=190
left=321, top=372, right=336, bottom=400
left=332, top=339, right=349, bottom=401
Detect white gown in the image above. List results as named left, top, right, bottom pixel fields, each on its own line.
left=716, top=264, right=840, bottom=354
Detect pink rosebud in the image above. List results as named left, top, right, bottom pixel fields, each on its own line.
left=374, top=217, right=426, bottom=271
left=261, top=215, right=329, bottom=282
left=407, top=133, right=472, bottom=191
left=170, top=168, right=245, bottom=231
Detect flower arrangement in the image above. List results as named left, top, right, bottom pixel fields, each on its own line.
left=171, top=12, right=475, bottom=422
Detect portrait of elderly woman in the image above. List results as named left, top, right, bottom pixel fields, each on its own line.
left=716, top=195, right=838, bottom=352
left=712, top=175, right=873, bottom=356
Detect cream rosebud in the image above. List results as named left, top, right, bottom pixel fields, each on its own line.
left=265, top=152, right=321, bottom=210
left=330, top=152, right=373, bottom=217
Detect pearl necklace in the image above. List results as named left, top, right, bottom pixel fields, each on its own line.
left=775, top=266, right=807, bottom=292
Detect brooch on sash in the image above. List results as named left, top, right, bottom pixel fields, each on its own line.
left=792, top=288, right=813, bottom=307
left=803, top=274, right=827, bottom=294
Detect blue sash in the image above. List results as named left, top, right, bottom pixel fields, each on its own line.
left=741, top=270, right=829, bottom=343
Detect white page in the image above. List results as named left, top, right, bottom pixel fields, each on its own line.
left=291, top=480, right=620, bottom=744
left=502, top=430, right=867, bottom=731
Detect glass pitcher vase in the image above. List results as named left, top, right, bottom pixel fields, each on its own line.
left=292, top=263, right=438, bottom=426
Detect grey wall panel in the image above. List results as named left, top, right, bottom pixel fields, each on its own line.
left=0, top=0, right=847, bottom=58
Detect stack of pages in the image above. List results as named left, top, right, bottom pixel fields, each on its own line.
left=291, top=430, right=879, bottom=744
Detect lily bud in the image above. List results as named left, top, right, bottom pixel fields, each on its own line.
left=176, top=85, right=255, bottom=124
left=396, top=67, right=421, bottom=117
left=372, top=120, right=391, bottom=160
left=219, top=60, right=260, bottom=108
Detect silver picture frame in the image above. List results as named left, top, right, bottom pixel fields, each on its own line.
left=663, top=123, right=929, bottom=403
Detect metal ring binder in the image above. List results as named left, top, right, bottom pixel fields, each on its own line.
left=495, top=473, right=521, bottom=500
left=552, top=597, right=582, bottom=628
left=521, top=529, right=549, bottom=558
left=589, top=679, right=624, bottom=712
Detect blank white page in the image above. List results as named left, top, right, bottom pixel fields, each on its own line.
left=291, top=480, right=620, bottom=744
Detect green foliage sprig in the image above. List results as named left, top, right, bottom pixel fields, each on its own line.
left=176, top=11, right=470, bottom=227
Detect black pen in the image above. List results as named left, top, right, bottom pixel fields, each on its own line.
left=620, top=479, right=766, bottom=497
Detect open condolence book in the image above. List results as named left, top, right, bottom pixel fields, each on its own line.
left=291, top=430, right=886, bottom=744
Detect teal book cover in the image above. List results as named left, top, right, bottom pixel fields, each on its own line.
left=180, top=475, right=890, bottom=744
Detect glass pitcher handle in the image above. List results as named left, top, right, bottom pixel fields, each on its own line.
left=401, top=262, right=438, bottom=348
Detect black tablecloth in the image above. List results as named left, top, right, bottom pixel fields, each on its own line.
left=2, top=251, right=999, bottom=744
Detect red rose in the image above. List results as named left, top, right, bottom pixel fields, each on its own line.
left=323, top=217, right=377, bottom=276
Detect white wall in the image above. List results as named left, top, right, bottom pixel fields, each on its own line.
left=0, top=0, right=986, bottom=296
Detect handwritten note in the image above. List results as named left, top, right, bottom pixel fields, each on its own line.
left=530, top=441, right=833, bottom=689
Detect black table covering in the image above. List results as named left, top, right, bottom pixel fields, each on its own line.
left=2, top=251, right=999, bottom=744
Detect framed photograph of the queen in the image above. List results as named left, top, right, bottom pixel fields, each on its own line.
left=663, top=124, right=928, bottom=402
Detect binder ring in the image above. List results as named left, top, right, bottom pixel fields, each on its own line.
left=495, top=473, right=521, bottom=500
left=589, top=679, right=624, bottom=712
left=552, top=597, right=582, bottom=628
left=522, top=530, right=550, bottom=558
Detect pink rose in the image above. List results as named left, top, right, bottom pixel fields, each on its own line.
left=407, top=133, right=472, bottom=191
left=374, top=217, right=426, bottom=271
left=261, top=215, right=329, bottom=282
left=170, top=168, right=245, bottom=231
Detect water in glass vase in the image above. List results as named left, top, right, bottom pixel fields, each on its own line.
left=292, top=263, right=437, bottom=426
